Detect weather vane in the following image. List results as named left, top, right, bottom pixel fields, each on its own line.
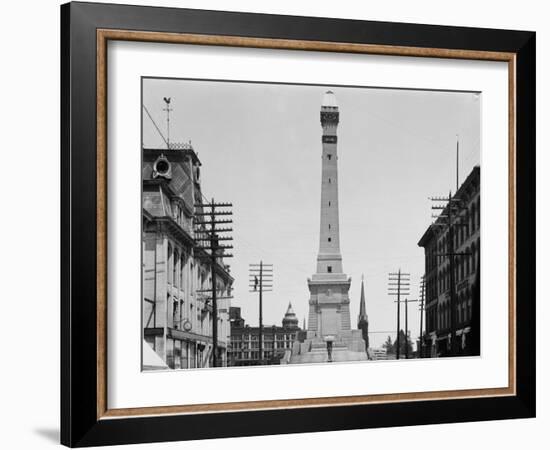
left=163, top=97, right=172, bottom=149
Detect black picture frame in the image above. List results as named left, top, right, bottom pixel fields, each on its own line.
left=61, top=1, right=535, bottom=447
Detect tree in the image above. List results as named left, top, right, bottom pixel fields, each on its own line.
left=391, top=329, right=414, bottom=356
left=383, top=335, right=394, bottom=354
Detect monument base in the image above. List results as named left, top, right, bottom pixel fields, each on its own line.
left=289, top=330, right=368, bottom=364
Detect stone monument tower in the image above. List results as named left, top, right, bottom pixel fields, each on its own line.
left=307, top=91, right=352, bottom=337
left=290, top=91, right=367, bottom=363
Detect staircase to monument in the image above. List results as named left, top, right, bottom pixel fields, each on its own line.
left=289, top=338, right=368, bottom=364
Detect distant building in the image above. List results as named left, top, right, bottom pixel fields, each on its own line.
left=142, top=143, right=234, bottom=369
left=228, top=303, right=302, bottom=366
left=418, top=166, right=480, bottom=357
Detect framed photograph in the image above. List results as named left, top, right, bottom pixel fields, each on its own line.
left=61, top=1, right=535, bottom=447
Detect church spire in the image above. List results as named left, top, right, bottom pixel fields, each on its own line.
left=357, top=274, right=369, bottom=350
left=358, top=274, right=367, bottom=320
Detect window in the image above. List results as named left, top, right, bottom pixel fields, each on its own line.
left=328, top=201, right=331, bottom=206
left=183, top=253, right=187, bottom=289
left=172, top=300, right=178, bottom=328
left=328, top=237, right=331, bottom=242
left=173, top=250, right=179, bottom=288
left=327, top=266, right=332, bottom=273
left=328, top=224, right=331, bottom=229
left=328, top=178, right=331, bottom=183
left=327, top=154, right=332, bottom=160
left=167, top=243, right=173, bottom=285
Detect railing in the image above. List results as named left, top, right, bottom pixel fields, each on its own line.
left=168, top=142, right=193, bottom=150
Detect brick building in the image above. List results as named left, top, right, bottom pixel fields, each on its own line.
left=418, top=166, right=480, bottom=357
left=228, top=304, right=302, bottom=366
left=142, top=143, right=234, bottom=369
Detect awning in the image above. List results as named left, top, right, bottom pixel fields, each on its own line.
left=143, top=341, right=168, bottom=370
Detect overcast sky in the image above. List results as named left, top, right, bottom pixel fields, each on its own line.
left=143, top=78, right=480, bottom=348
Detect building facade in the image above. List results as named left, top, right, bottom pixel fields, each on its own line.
left=418, top=166, right=480, bottom=357
left=228, top=304, right=302, bottom=366
left=142, top=143, right=234, bottom=369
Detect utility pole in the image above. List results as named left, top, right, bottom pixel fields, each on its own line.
left=388, top=270, right=410, bottom=360
left=403, top=298, right=419, bottom=359
left=394, top=297, right=419, bottom=359
left=249, top=262, right=273, bottom=364
left=456, top=134, right=460, bottom=191
left=419, top=276, right=426, bottom=358
left=430, top=192, right=469, bottom=356
left=194, top=199, right=233, bottom=368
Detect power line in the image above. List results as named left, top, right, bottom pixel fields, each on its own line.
left=142, top=104, right=168, bottom=146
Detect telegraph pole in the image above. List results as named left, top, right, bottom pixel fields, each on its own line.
left=249, top=262, right=273, bottom=364
left=430, top=192, right=469, bottom=356
left=419, top=276, right=426, bottom=358
left=388, top=270, right=410, bottom=360
left=194, top=199, right=233, bottom=367
left=456, top=134, right=460, bottom=191
left=400, top=298, right=419, bottom=359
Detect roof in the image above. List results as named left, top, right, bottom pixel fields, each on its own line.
left=285, top=302, right=296, bottom=316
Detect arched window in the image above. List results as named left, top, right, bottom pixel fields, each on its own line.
left=172, top=299, right=179, bottom=328
left=167, top=243, right=173, bottom=285
left=476, top=238, right=480, bottom=268
left=173, top=249, right=179, bottom=288
left=471, top=242, right=477, bottom=274
left=183, top=252, right=187, bottom=290
left=476, top=198, right=481, bottom=230
left=467, top=287, right=472, bottom=321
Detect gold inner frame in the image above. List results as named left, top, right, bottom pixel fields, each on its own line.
left=96, top=29, right=516, bottom=420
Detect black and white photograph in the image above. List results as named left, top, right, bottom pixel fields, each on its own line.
left=141, top=78, right=481, bottom=370
left=0, top=0, right=541, bottom=447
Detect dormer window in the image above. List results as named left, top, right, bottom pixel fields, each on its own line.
left=153, top=154, right=172, bottom=179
